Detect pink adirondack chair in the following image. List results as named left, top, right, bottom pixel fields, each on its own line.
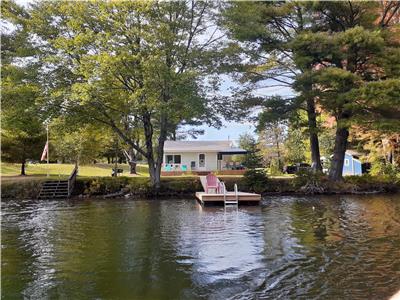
left=205, top=173, right=219, bottom=194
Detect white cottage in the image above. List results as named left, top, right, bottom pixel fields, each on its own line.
left=162, top=140, right=247, bottom=175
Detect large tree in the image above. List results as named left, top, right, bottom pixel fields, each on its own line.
left=222, top=1, right=323, bottom=172
left=28, top=1, right=225, bottom=188
left=1, top=0, right=46, bottom=175
left=292, top=1, right=400, bottom=180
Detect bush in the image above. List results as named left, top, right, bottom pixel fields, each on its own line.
left=370, top=161, right=400, bottom=180
left=243, top=169, right=268, bottom=193
left=79, top=176, right=203, bottom=197
left=159, top=177, right=202, bottom=194
left=1, top=179, right=44, bottom=199
left=344, top=174, right=399, bottom=193
left=269, top=159, right=283, bottom=176
left=82, top=177, right=130, bottom=195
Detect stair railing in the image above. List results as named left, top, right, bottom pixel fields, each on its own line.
left=68, top=165, right=78, bottom=197
left=220, top=182, right=227, bottom=206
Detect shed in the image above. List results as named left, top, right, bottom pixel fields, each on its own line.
left=342, top=151, right=362, bottom=176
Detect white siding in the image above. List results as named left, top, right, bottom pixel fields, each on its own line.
left=164, top=152, right=218, bottom=171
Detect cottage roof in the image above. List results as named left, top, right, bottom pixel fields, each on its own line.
left=164, top=140, right=247, bottom=153
left=346, top=150, right=363, bottom=159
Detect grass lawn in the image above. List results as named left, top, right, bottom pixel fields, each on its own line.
left=1, top=162, right=292, bottom=184
left=1, top=163, right=149, bottom=179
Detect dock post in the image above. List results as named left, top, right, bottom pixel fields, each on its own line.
left=222, top=182, right=227, bottom=206
left=234, top=184, right=238, bottom=204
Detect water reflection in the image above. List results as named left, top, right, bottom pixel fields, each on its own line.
left=2, top=194, right=400, bottom=299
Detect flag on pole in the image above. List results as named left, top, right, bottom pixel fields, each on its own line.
left=41, top=142, right=48, bottom=161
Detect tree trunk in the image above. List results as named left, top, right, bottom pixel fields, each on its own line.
left=147, top=157, right=161, bottom=190
left=142, top=112, right=162, bottom=190
left=153, top=113, right=168, bottom=191
left=329, top=124, right=349, bottom=181
left=127, top=148, right=137, bottom=174
left=306, top=97, right=323, bottom=172
left=129, top=161, right=137, bottom=174
left=20, top=160, right=26, bottom=176
left=275, top=131, right=282, bottom=171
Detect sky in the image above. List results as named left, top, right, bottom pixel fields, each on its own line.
left=188, top=78, right=294, bottom=141
left=194, top=122, right=255, bottom=141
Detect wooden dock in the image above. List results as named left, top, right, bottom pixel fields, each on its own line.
left=195, top=191, right=261, bottom=204
left=196, top=176, right=261, bottom=205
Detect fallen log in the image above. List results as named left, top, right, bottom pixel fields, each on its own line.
left=103, top=191, right=125, bottom=198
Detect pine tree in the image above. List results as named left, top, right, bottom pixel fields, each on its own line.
left=222, top=2, right=324, bottom=172
left=238, top=133, right=263, bottom=169
left=292, top=2, right=400, bottom=180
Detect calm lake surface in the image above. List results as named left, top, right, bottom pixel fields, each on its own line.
left=2, top=195, right=400, bottom=299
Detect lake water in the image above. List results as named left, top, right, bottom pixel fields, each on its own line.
left=2, top=195, right=400, bottom=299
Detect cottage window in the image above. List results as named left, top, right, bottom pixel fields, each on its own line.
left=344, top=159, right=350, bottom=166
left=174, top=155, right=181, bottom=164
left=166, top=155, right=181, bottom=164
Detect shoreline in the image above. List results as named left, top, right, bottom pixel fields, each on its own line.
left=2, top=175, right=399, bottom=200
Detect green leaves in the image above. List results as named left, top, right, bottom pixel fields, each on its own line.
left=22, top=1, right=226, bottom=185
left=238, top=133, right=263, bottom=169
left=222, top=2, right=270, bottom=42
left=354, top=79, right=400, bottom=131
left=292, top=31, right=341, bottom=69
left=256, top=96, right=297, bottom=130
left=293, top=22, right=397, bottom=127
left=1, top=1, right=46, bottom=165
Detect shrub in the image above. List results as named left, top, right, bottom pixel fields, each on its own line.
left=159, top=177, right=201, bottom=194
left=370, top=161, right=400, bottom=181
left=243, top=169, right=268, bottom=193
left=344, top=174, right=399, bottom=193
left=1, top=179, right=44, bottom=199
left=82, top=177, right=130, bottom=195
left=269, top=159, right=283, bottom=176
left=79, top=176, right=203, bottom=197
left=127, top=178, right=152, bottom=195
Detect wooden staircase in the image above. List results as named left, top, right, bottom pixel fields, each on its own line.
left=38, top=180, right=69, bottom=199
left=37, top=165, right=78, bottom=200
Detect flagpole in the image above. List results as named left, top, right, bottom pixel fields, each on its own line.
left=46, top=124, right=49, bottom=178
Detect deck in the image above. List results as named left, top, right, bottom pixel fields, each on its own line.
left=161, top=170, right=246, bottom=176
left=196, top=176, right=261, bottom=205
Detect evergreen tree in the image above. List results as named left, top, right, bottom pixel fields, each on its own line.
left=258, top=122, right=286, bottom=172
left=292, top=2, right=400, bottom=180
left=222, top=1, right=324, bottom=172
left=284, top=127, right=307, bottom=164
left=238, top=133, right=263, bottom=169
